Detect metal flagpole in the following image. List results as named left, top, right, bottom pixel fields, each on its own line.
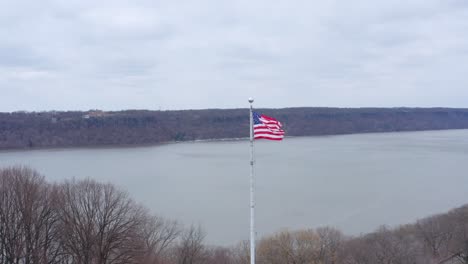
left=248, top=97, right=255, bottom=264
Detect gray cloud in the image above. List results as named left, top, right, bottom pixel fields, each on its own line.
left=0, top=0, right=467, bottom=111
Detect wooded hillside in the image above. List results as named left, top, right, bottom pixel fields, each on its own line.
left=1, top=107, right=468, bottom=149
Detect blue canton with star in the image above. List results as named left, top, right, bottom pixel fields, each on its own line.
left=253, top=112, right=263, bottom=125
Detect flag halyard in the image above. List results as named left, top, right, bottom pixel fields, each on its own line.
left=252, top=112, right=285, bottom=140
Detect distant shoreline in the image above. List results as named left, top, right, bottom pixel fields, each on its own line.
left=2, top=108, right=468, bottom=151
left=1, top=128, right=467, bottom=153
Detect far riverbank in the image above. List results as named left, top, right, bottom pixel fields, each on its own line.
left=2, top=107, right=468, bottom=151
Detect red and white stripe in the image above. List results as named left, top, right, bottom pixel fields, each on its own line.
left=254, top=115, right=285, bottom=140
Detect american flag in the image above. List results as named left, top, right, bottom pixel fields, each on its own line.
left=253, top=112, right=285, bottom=140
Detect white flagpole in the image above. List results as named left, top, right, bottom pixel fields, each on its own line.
left=248, top=97, right=255, bottom=264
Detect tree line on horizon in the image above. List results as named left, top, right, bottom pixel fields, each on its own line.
left=1, top=166, right=468, bottom=264
left=1, top=108, right=468, bottom=150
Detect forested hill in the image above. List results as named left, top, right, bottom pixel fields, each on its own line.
left=1, top=107, right=468, bottom=150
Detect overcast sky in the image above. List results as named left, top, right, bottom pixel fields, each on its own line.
left=1, top=0, right=467, bottom=111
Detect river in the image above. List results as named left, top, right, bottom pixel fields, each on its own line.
left=1, top=129, right=468, bottom=245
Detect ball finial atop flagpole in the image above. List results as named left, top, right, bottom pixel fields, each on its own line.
left=249, top=97, right=254, bottom=103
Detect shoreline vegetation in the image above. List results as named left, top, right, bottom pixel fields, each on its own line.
left=1, top=128, right=467, bottom=153
left=1, top=107, right=468, bottom=150
left=1, top=166, right=467, bottom=264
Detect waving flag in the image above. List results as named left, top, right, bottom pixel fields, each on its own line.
left=253, top=112, right=285, bottom=140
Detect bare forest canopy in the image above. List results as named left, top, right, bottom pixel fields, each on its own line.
left=1, top=107, right=468, bottom=150
left=1, top=166, right=468, bottom=264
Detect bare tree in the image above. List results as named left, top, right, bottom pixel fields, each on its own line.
left=372, top=226, right=418, bottom=264
left=203, top=247, right=234, bottom=264
left=257, top=229, right=321, bottom=264
left=446, top=205, right=468, bottom=263
left=58, top=179, right=144, bottom=264
left=0, top=169, right=188, bottom=264
left=173, top=224, right=206, bottom=264
left=341, top=226, right=423, bottom=264
left=0, top=166, right=63, bottom=264
left=415, top=214, right=454, bottom=261
left=340, top=236, right=373, bottom=264
left=137, top=213, right=181, bottom=264
left=231, top=241, right=249, bottom=264
left=316, top=227, right=344, bottom=264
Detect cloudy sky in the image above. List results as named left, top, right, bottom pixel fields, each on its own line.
left=1, top=0, right=467, bottom=111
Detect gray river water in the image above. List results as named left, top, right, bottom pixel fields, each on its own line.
left=1, top=129, right=467, bottom=245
